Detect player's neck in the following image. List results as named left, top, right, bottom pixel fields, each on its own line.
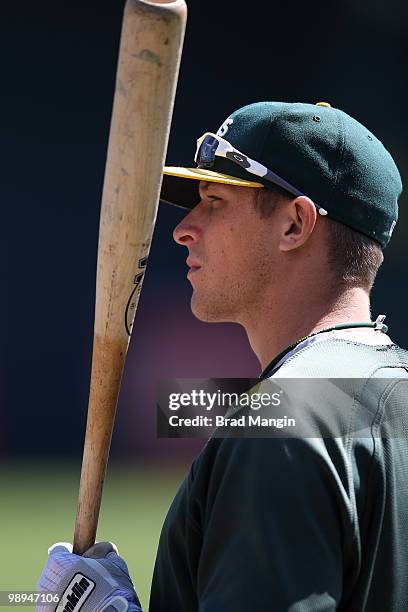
left=242, top=287, right=372, bottom=371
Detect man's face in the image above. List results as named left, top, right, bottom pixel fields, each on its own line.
left=173, top=181, right=281, bottom=324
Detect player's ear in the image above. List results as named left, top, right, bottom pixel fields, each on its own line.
left=278, top=196, right=318, bottom=251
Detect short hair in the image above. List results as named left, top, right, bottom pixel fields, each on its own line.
left=254, top=184, right=289, bottom=218
left=325, top=219, right=383, bottom=291
left=254, top=187, right=384, bottom=291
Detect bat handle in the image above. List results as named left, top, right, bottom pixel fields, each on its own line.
left=73, top=342, right=125, bottom=555
left=73, top=451, right=105, bottom=555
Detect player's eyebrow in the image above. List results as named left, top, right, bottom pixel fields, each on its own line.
left=198, top=182, right=223, bottom=199
left=198, top=181, right=210, bottom=198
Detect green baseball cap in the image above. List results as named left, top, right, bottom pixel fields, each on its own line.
left=161, top=101, right=402, bottom=248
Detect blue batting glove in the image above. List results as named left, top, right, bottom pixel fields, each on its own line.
left=36, top=541, right=142, bottom=611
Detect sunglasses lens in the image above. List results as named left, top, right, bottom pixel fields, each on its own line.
left=197, top=135, right=219, bottom=168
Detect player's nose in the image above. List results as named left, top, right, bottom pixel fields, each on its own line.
left=173, top=208, right=202, bottom=246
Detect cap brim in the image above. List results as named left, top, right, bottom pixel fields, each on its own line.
left=160, top=166, right=263, bottom=209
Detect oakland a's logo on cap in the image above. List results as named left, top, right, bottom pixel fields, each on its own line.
left=217, top=117, right=233, bottom=137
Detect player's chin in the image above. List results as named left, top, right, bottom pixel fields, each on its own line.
left=190, top=294, right=232, bottom=323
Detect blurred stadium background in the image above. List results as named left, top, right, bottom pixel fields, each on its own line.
left=0, top=462, right=187, bottom=607
left=2, top=0, right=407, bottom=609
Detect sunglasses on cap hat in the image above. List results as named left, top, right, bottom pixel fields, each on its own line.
left=194, top=132, right=328, bottom=216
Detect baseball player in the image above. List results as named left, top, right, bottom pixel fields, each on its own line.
left=38, top=102, right=408, bottom=611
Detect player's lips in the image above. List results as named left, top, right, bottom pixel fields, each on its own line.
left=186, top=258, right=201, bottom=276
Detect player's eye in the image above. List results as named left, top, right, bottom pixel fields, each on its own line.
left=207, top=195, right=223, bottom=206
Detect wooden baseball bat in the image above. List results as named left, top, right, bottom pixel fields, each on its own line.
left=73, top=0, right=187, bottom=555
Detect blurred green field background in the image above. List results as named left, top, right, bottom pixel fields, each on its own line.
left=0, top=461, right=189, bottom=611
